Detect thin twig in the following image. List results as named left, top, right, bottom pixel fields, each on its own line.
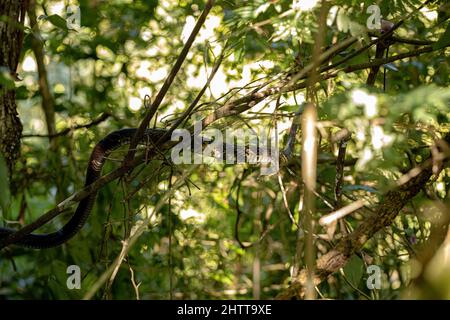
left=22, top=112, right=111, bottom=138
left=123, top=0, right=215, bottom=166
left=83, top=166, right=197, bottom=300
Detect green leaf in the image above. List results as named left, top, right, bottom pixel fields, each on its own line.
left=336, top=11, right=350, bottom=33
left=46, top=14, right=69, bottom=32
left=0, top=154, right=11, bottom=214
left=343, top=255, right=364, bottom=287
left=433, top=24, right=450, bottom=50
left=279, top=105, right=301, bottom=113
left=349, top=21, right=365, bottom=36
left=255, top=3, right=271, bottom=16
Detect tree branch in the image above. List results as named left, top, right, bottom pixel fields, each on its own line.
left=0, top=152, right=146, bottom=248
left=2, top=4, right=447, bottom=249
left=201, top=44, right=444, bottom=129
left=27, top=0, right=57, bottom=147
left=123, top=0, right=215, bottom=167
left=21, top=112, right=111, bottom=138
left=276, top=133, right=450, bottom=299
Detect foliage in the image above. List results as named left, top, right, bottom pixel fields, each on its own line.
left=0, top=0, right=449, bottom=300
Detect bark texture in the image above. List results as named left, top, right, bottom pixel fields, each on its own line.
left=0, top=0, right=28, bottom=172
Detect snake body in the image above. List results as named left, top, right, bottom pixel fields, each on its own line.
left=0, top=127, right=276, bottom=249
left=0, top=128, right=166, bottom=249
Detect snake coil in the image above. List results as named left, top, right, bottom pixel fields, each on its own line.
left=0, top=128, right=166, bottom=249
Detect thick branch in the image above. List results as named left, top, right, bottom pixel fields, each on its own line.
left=368, top=31, right=435, bottom=46
left=0, top=0, right=27, bottom=172
left=28, top=0, right=57, bottom=146
left=2, top=4, right=446, bottom=248
left=276, top=133, right=450, bottom=300
left=202, top=45, right=442, bottom=128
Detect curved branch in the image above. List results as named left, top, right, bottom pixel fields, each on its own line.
left=276, top=133, right=450, bottom=299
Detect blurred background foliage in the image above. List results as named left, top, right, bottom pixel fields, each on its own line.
left=0, top=0, right=449, bottom=299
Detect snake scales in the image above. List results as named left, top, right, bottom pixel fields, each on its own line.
left=0, top=128, right=273, bottom=249
left=0, top=128, right=168, bottom=249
